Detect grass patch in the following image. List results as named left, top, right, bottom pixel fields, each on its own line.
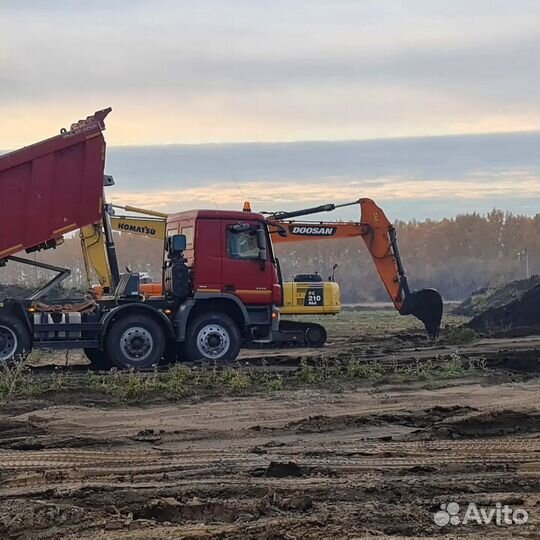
left=0, top=351, right=484, bottom=403
left=0, top=360, right=36, bottom=399
left=346, top=358, right=386, bottom=379
left=444, top=326, right=478, bottom=344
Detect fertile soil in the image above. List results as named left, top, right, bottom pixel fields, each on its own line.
left=454, top=276, right=540, bottom=334
left=1, top=311, right=539, bottom=539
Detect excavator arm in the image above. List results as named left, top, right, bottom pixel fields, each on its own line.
left=80, top=223, right=113, bottom=290
left=267, top=198, right=443, bottom=338
left=79, top=204, right=167, bottom=293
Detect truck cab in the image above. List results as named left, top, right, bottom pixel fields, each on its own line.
left=166, top=209, right=282, bottom=305
left=160, top=210, right=282, bottom=362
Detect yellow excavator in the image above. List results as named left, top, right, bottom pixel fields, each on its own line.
left=80, top=200, right=443, bottom=339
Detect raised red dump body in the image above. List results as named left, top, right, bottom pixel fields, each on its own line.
left=0, top=108, right=111, bottom=262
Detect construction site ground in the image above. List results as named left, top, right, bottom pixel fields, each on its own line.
left=0, top=309, right=538, bottom=539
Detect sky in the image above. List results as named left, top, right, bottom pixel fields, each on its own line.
left=1, top=0, right=539, bottom=220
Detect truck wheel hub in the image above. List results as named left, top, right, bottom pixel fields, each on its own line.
left=197, top=325, right=230, bottom=359
left=0, top=325, right=17, bottom=360
left=120, top=327, right=153, bottom=361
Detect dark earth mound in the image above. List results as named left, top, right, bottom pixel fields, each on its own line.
left=455, top=276, right=540, bottom=334
left=0, top=284, right=86, bottom=301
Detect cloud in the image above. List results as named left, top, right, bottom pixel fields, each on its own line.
left=2, top=130, right=536, bottom=219
left=97, top=131, right=539, bottom=219
left=0, top=1, right=538, bottom=145
left=110, top=177, right=540, bottom=209
left=103, top=131, right=540, bottom=187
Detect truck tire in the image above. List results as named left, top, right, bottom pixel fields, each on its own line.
left=105, top=314, right=165, bottom=369
left=184, top=313, right=241, bottom=363
left=0, top=315, right=32, bottom=364
left=83, top=348, right=112, bottom=371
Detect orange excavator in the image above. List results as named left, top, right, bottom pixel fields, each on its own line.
left=264, top=198, right=443, bottom=338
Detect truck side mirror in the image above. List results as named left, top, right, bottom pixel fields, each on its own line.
left=169, top=234, right=187, bottom=254
left=256, top=228, right=267, bottom=265
left=256, top=228, right=266, bottom=250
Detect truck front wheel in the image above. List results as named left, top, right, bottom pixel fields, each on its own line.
left=0, top=315, right=32, bottom=364
left=184, top=313, right=241, bottom=363
left=105, top=314, right=165, bottom=369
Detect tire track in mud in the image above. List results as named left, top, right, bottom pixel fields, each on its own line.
left=1, top=437, right=537, bottom=472
left=1, top=406, right=539, bottom=479
left=25, top=335, right=540, bottom=374
left=1, top=383, right=539, bottom=538
left=1, top=428, right=538, bottom=502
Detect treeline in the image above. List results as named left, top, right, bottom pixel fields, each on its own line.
left=1, top=210, right=538, bottom=302
left=277, top=210, right=539, bottom=302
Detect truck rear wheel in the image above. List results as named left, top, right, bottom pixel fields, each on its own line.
left=0, top=315, right=32, bottom=364
left=105, top=314, right=165, bottom=369
left=184, top=313, right=241, bottom=363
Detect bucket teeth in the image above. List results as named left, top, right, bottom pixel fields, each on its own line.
left=402, top=289, right=443, bottom=339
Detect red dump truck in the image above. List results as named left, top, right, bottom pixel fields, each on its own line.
left=0, top=109, right=442, bottom=369
left=0, top=109, right=305, bottom=368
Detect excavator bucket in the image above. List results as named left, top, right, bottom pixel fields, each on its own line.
left=402, top=288, right=443, bottom=339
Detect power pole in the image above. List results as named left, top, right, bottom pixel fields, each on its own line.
left=518, top=249, right=530, bottom=279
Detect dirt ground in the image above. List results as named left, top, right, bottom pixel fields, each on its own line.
left=0, top=311, right=539, bottom=539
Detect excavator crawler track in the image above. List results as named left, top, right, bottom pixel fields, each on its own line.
left=248, top=320, right=328, bottom=349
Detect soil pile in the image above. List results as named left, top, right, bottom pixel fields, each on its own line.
left=0, top=284, right=34, bottom=300
left=455, top=276, right=540, bottom=334
left=0, top=284, right=85, bottom=301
